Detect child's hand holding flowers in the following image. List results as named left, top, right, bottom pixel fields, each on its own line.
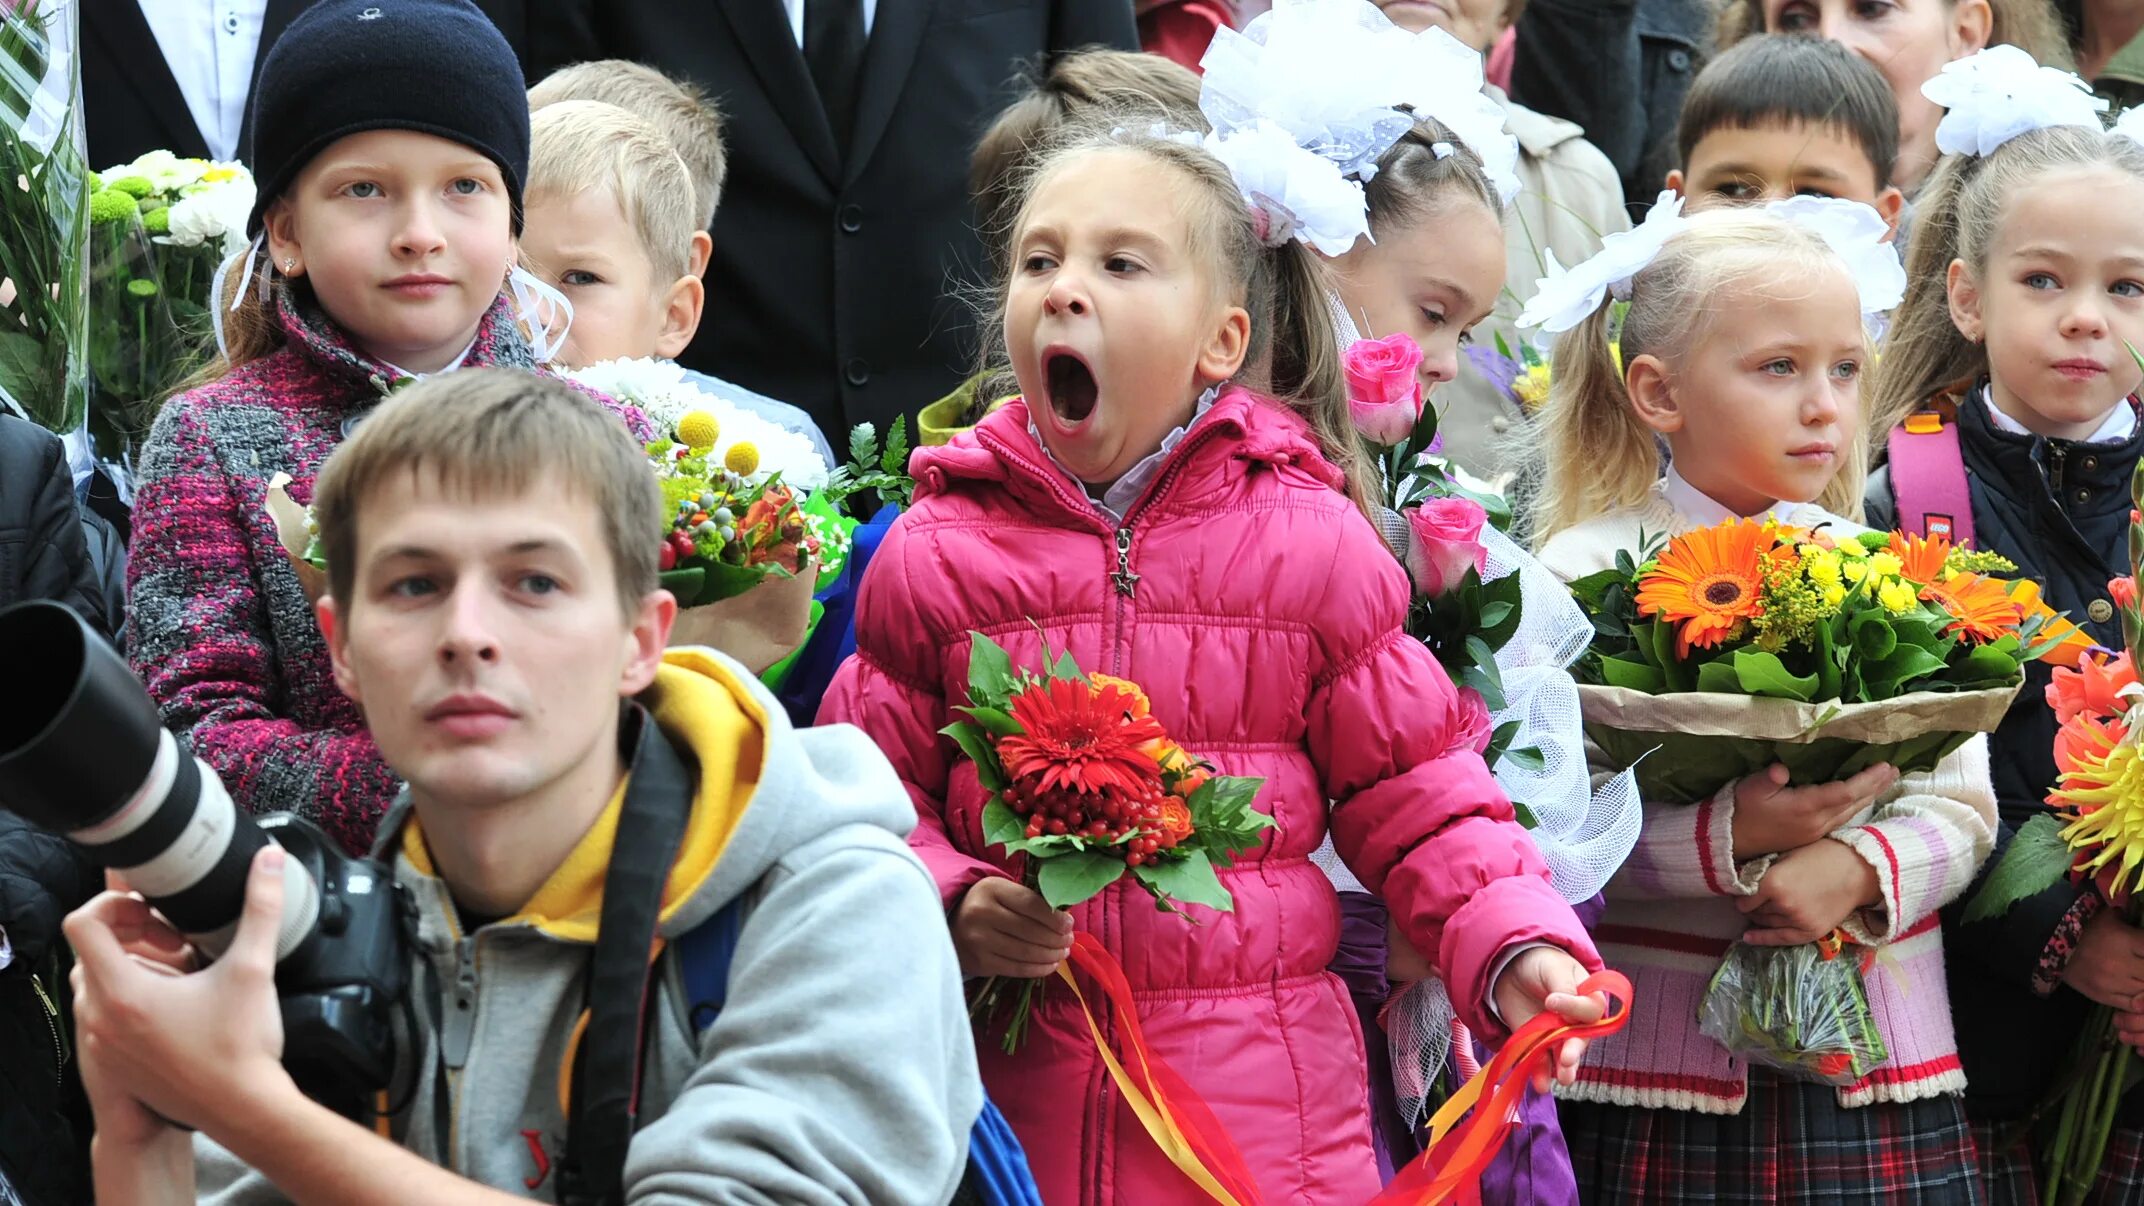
left=951, top=877, right=1073, bottom=981
left=1737, top=838, right=1883, bottom=946
left=1729, top=762, right=1898, bottom=861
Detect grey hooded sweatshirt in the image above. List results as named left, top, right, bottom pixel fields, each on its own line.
left=196, top=648, right=980, bottom=1204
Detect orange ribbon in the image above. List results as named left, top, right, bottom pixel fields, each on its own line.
left=1055, top=932, right=1266, bottom=1205
left=1371, top=971, right=1634, bottom=1206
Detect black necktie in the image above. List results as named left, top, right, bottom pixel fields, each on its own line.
left=804, top=0, right=866, bottom=156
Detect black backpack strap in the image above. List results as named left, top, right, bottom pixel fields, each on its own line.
left=555, top=706, right=698, bottom=1206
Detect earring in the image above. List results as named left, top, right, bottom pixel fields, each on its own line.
left=282, top=258, right=297, bottom=273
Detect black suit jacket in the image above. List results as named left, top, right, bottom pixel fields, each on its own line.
left=83, top=0, right=540, bottom=170
left=531, top=1, right=1138, bottom=447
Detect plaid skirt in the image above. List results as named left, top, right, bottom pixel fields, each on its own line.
left=1970, top=1113, right=2144, bottom=1205
left=1561, top=1070, right=1982, bottom=1204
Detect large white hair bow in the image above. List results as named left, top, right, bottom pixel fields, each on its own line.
left=1206, top=119, right=1379, bottom=256
left=1922, top=45, right=2107, bottom=158
left=1383, top=25, right=1523, bottom=206
left=1764, top=195, right=1906, bottom=325
left=1517, top=190, right=1689, bottom=333
left=1199, top=0, right=1419, bottom=180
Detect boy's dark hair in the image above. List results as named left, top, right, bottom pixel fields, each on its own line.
left=1675, top=35, right=1900, bottom=189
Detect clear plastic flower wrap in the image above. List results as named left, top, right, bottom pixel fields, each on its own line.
left=1698, top=939, right=1889, bottom=1085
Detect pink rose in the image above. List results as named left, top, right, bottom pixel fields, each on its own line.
left=1453, top=686, right=1494, bottom=755
left=1345, top=333, right=1425, bottom=445
left=1404, top=496, right=1489, bottom=597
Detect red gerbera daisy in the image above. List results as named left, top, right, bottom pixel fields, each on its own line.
left=998, top=677, right=1168, bottom=798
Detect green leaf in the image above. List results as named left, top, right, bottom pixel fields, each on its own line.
left=1036, top=849, right=1127, bottom=908
left=964, top=631, right=1019, bottom=707
left=1961, top=815, right=2074, bottom=924
left=940, top=722, right=1006, bottom=792
left=954, top=706, right=1023, bottom=737
left=1596, top=655, right=1666, bottom=693
left=1951, top=643, right=2026, bottom=688
left=847, top=422, right=878, bottom=468
left=1130, top=849, right=1235, bottom=911
left=881, top=415, right=911, bottom=475
left=1567, top=568, right=1625, bottom=611
left=1848, top=611, right=1898, bottom=662
left=1732, top=650, right=1820, bottom=702
left=1500, top=744, right=1547, bottom=772
left=1865, top=645, right=1948, bottom=695
left=1477, top=600, right=1514, bottom=630
left=981, top=797, right=1025, bottom=849
left=1510, top=800, right=1539, bottom=829
left=1051, top=647, right=1085, bottom=683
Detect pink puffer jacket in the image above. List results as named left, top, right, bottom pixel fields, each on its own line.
left=820, top=389, right=1597, bottom=1205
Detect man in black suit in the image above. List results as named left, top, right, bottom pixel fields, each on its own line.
left=83, top=0, right=537, bottom=171
left=531, top=2, right=1139, bottom=447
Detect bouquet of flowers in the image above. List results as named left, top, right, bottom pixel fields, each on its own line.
left=569, top=358, right=846, bottom=672
left=84, top=152, right=253, bottom=457
left=1571, top=521, right=2081, bottom=802
left=1964, top=479, right=2144, bottom=1204
left=1345, top=332, right=1533, bottom=774
left=946, top=631, right=1273, bottom=1051
left=0, top=0, right=88, bottom=434
left=1573, top=518, right=2079, bottom=1080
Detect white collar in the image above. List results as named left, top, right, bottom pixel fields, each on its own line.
left=380, top=339, right=477, bottom=382
left=1659, top=462, right=1801, bottom=527
left=1980, top=384, right=2138, bottom=445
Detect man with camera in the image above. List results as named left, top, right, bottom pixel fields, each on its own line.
left=55, top=370, right=980, bottom=1204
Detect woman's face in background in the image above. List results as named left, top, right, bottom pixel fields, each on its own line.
left=1757, top=0, right=1993, bottom=191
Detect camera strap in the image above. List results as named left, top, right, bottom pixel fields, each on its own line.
left=554, top=706, right=696, bottom=1206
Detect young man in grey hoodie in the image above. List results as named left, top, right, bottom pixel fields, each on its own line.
left=63, top=370, right=980, bottom=1205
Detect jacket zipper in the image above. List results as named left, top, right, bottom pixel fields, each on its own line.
left=31, top=966, right=65, bottom=1087
left=2048, top=443, right=2068, bottom=494
left=436, top=931, right=479, bottom=1165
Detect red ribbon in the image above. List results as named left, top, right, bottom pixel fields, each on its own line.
left=1371, top=971, right=1635, bottom=1206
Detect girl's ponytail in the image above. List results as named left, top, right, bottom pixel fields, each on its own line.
left=1532, top=302, right=1655, bottom=543
left=1867, top=153, right=1985, bottom=439
left=180, top=251, right=284, bottom=393
left=1259, top=234, right=1377, bottom=522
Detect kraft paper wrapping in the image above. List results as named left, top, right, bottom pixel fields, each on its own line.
left=667, top=557, right=817, bottom=674
left=1576, top=683, right=2021, bottom=804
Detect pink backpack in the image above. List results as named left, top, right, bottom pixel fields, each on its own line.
left=1885, top=396, right=1976, bottom=548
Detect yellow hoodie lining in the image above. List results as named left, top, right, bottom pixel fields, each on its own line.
left=400, top=649, right=768, bottom=942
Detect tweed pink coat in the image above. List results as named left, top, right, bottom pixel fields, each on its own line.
left=820, top=389, right=1599, bottom=1205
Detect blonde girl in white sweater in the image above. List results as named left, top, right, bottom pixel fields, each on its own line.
left=1524, top=204, right=1998, bottom=1204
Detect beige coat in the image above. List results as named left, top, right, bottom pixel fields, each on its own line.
left=1438, top=88, right=1627, bottom=484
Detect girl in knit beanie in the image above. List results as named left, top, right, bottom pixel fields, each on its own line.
left=126, top=0, right=650, bottom=855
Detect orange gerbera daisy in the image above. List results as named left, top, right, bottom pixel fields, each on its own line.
left=1089, top=673, right=1151, bottom=718
left=1918, top=572, right=2024, bottom=643
left=1635, top=519, right=1777, bottom=657
left=998, top=677, right=1167, bottom=797
left=1887, top=530, right=1953, bottom=584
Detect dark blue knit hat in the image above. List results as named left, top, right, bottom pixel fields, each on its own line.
left=245, top=0, right=529, bottom=236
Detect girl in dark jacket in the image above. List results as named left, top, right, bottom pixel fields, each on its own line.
left=1867, top=102, right=2144, bottom=1202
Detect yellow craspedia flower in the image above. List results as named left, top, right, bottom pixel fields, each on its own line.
left=724, top=442, right=761, bottom=476
left=1822, top=583, right=1847, bottom=609
left=2056, top=741, right=2144, bottom=900
left=1869, top=551, right=1904, bottom=579
left=1514, top=363, right=1552, bottom=408
left=1878, top=579, right=1917, bottom=613
left=676, top=411, right=719, bottom=451
left=1806, top=550, right=1842, bottom=587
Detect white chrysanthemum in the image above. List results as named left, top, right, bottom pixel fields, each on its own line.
left=116, top=149, right=211, bottom=195
left=566, top=356, right=695, bottom=425
left=157, top=177, right=257, bottom=256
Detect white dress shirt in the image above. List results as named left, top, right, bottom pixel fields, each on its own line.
left=1660, top=462, right=1804, bottom=526
left=1980, top=384, right=2139, bottom=445
left=135, top=0, right=268, bottom=162
left=780, top=0, right=878, bottom=46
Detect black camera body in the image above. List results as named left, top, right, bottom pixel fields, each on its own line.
left=0, top=601, right=410, bottom=1120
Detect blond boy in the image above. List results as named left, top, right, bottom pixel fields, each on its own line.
left=524, top=85, right=832, bottom=465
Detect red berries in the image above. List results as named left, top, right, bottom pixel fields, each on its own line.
left=1002, top=772, right=1187, bottom=861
